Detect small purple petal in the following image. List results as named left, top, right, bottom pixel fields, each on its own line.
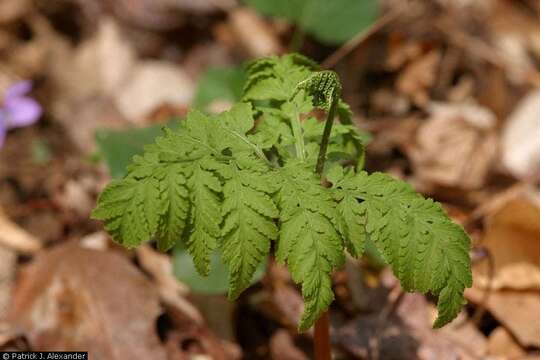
left=4, top=97, right=42, bottom=129
left=0, top=119, right=5, bottom=148
left=4, top=81, right=33, bottom=101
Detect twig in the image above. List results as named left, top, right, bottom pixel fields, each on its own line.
left=322, top=9, right=402, bottom=69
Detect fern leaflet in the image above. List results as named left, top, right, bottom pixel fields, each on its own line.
left=331, top=169, right=473, bottom=327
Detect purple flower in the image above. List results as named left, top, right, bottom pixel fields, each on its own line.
left=0, top=81, right=42, bottom=148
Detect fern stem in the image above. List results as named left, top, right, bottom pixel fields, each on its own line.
left=313, top=96, right=338, bottom=360
left=291, top=105, right=306, bottom=160
left=315, top=97, right=338, bottom=175
left=314, top=311, right=332, bottom=360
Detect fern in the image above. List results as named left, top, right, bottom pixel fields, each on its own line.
left=92, top=54, right=472, bottom=332
left=276, top=161, right=344, bottom=330
left=220, top=154, right=279, bottom=299
left=329, top=167, right=472, bottom=327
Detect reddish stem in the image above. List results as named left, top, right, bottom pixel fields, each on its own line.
left=314, top=311, right=331, bottom=360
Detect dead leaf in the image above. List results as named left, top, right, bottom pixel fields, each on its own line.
left=396, top=50, right=441, bottom=107
left=427, top=308, right=487, bottom=359
left=0, top=245, right=16, bottom=319
left=8, top=243, right=167, bottom=359
left=115, top=61, right=194, bottom=121
left=487, top=327, right=526, bottom=359
left=46, top=18, right=194, bottom=152
left=475, top=192, right=540, bottom=290
left=79, top=232, right=109, bottom=250
left=54, top=180, right=95, bottom=218
left=227, top=8, right=282, bottom=57
left=489, top=0, right=540, bottom=85
left=103, top=0, right=234, bottom=30
left=397, top=293, right=487, bottom=360
left=269, top=330, right=308, bottom=360
left=136, top=246, right=203, bottom=325
left=161, top=0, right=236, bottom=13
left=0, top=207, right=41, bottom=254
left=502, top=90, right=540, bottom=181
left=407, top=102, right=498, bottom=189
left=0, top=0, right=31, bottom=24
left=466, top=287, right=540, bottom=348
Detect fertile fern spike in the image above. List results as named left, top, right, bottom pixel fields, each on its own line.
left=293, top=70, right=342, bottom=112
left=92, top=53, right=472, bottom=332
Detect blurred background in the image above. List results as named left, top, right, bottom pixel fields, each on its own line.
left=1, top=0, right=540, bottom=358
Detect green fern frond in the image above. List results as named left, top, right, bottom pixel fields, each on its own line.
left=277, top=162, right=344, bottom=330
left=221, top=157, right=279, bottom=299
left=331, top=170, right=472, bottom=327
left=92, top=177, right=160, bottom=248
left=93, top=53, right=472, bottom=333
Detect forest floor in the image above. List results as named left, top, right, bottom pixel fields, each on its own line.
left=1, top=0, right=540, bottom=359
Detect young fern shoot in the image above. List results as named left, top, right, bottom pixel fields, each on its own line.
left=92, top=54, right=472, bottom=331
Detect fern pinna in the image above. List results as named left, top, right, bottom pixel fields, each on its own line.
left=92, top=54, right=472, bottom=331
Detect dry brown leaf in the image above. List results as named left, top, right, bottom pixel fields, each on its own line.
left=54, top=180, right=94, bottom=218
left=427, top=308, right=487, bottom=359
left=8, top=243, right=167, bottom=359
left=397, top=294, right=487, bottom=360
left=0, top=208, right=41, bottom=254
left=0, top=0, right=31, bottom=24
left=475, top=192, right=540, bottom=290
left=228, top=8, right=282, bottom=57
left=135, top=246, right=204, bottom=324
left=45, top=18, right=194, bottom=152
left=79, top=232, right=109, bottom=250
left=53, top=16, right=194, bottom=119
left=407, top=102, right=498, bottom=189
left=385, top=38, right=423, bottom=71
left=115, top=61, right=194, bottom=121
left=489, top=0, right=540, bottom=85
left=487, top=327, right=526, bottom=359
left=0, top=245, right=16, bottom=319
left=466, top=288, right=540, bottom=348
left=34, top=18, right=194, bottom=153
left=502, top=90, right=540, bottom=181
left=396, top=50, right=441, bottom=107
left=162, top=0, right=236, bottom=12
left=99, top=0, right=234, bottom=30
left=269, top=330, right=308, bottom=360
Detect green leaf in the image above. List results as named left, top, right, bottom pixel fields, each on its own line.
left=332, top=171, right=473, bottom=328
left=95, top=122, right=178, bottom=179
left=193, top=67, right=246, bottom=111
left=92, top=177, right=160, bottom=248
left=244, top=55, right=368, bottom=168
left=186, top=161, right=222, bottom=276
left=93, top=53, right=471, bottom=334
left=93, top=103, right=271, bottom=275
left=154, top=164, right=190, bottom=252
left=276, top=162, right=344, bottom=331
left=243, top=0, right=379, bottom=44
left=243, top=54, right=315, bottom=101
left=220, top=158, right=279, bottom=299
left=173, top=241, right=267, bottom=294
